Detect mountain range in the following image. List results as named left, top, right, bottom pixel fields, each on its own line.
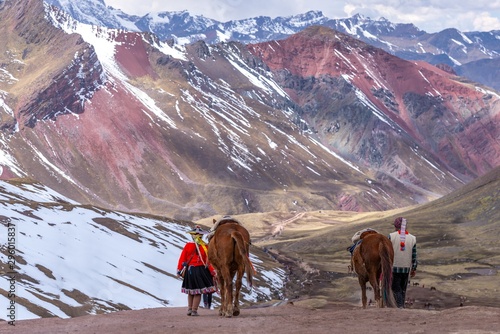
left=44, top=0, right=500, bottom=91
left=1, top=0, right=499, bottom=220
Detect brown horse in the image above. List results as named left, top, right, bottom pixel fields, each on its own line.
left=351, top=230, right=396, bottom=308
left=208, top=218, right=253, bottom=317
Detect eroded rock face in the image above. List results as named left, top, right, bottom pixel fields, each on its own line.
left=248, top=26, right=500, bottom=182
left=0, top=0, right=105, bottom=132
left=18, top=46, right=104, bottom=128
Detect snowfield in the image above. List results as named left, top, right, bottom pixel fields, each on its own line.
left=0, top=180, right=285, bottom=320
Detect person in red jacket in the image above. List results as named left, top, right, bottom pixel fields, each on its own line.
left=177, top=225, right=217, bottom=316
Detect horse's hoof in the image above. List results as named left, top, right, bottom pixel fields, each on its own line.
left=233, top=310, right=240, bottom=316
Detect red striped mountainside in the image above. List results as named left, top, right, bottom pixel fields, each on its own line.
left=248, top=26, right=500, bottom=181
left=0, top=1, right=499, bottom=220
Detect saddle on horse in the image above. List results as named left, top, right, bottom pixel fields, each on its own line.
left=207, top=215, right=244, bottom=241
left=347, top=228, right=378, bottom=273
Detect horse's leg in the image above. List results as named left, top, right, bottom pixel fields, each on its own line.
left=225, top=276, right=234, bottom=318
left=359, top=277, right=368, bottom=308
left=233, top=268, right=244, bottom=316
left=217, top=276, right=225, bottom=317
left=218, top=266, right=233, bottom=318
left=368, top=271, right=381, bottom=307
left=354, top=253, right=368, bottom=308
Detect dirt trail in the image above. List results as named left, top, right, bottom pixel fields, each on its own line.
left=255, top=211, right=305, bottom=242
left=8, top=303, right=500, bottom=334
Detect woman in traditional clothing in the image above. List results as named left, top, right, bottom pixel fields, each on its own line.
left=177, top=225, right=217, bottom=316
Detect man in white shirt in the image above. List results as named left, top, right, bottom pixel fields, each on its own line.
left=389, top=217, right=417, bottom=308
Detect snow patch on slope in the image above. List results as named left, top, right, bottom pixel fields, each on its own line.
left=0, top=181, right=285, bottom=320
left=46, top=4, right=179, bottom=129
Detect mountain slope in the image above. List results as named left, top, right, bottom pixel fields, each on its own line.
left=1, top=0, right=499, bottom=221
left=248, top=26, right=500, bottom=181
left=3, top=169, right=500, bottom=331
left=0, top=179, right=285, bottom=319
left=237, top=166, right=500, bottom=310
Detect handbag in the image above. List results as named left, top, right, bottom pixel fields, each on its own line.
left=178, top=266, right=187, bottom=278
left=178, top=253, right=195, bottom=278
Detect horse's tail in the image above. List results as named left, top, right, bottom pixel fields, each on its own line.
left=379, top=241, right=397, bottom=308
left=231, top=231, right=254, bottom=288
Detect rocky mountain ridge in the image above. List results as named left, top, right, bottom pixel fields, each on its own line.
left=44, top=0, right=500, bottom=91
left=0, top=0, right=499, bottom=221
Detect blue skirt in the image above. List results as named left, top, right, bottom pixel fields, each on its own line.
left=181, top=265, right=217, bottom=295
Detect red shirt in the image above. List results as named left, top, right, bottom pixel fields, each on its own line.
left=177, top=242, right=215, bottom=275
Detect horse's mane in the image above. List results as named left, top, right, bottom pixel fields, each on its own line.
left=351, top=228, right=378, bottom=243
left=215, top=215, right=242, bottom=227
left=208, top=216, right=243, bottom=241
left=360, top=230, right=378, bottom=239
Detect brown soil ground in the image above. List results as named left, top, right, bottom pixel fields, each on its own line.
left=5, top=302, right=500, bottom=334
left=5, top=278, right=500, bottom=334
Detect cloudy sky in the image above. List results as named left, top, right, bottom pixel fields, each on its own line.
left=104, top=0, right=500, bottom=33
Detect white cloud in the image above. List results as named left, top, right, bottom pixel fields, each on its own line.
left=473, top=12, right=500, bottom=31
left=103, top=0, right=500, bottom=32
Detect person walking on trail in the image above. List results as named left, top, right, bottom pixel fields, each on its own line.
left=177, top=225, right=217, bottom=316
left=389, top=217, right=417, bottom=308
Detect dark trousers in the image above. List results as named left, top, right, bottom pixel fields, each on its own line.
left=203, top=293, right=212, bottom=308
left=392, top=272, right=410, bottom=308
